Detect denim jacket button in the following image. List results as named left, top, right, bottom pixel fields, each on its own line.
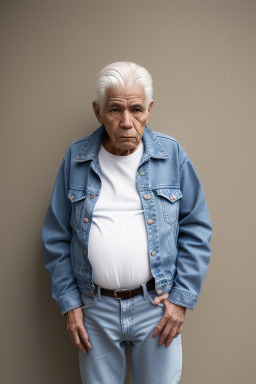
left=84, top=249, right=87, bottom=254
left=89, top=290, right=95, bottom=296
left=157, top=289, right=162, bottom=295
left=140, top=171, right=145, bottom=176
left=144, top=194, right=151, bottom=200
left=148, top=219, right=154, bottom=224
left=70, top=195, right=75, bottom=200
left=151, top=251, right=156, bottom=256
left=89, top=194, right=94, bottom=199
left=83, top=218, right=89, bottom=223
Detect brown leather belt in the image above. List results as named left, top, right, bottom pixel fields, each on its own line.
left=96, top=278, right=155, bottom=300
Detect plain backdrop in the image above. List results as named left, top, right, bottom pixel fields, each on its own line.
left=1, top=0, right=256, bottom=383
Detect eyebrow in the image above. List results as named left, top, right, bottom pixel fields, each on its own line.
left=108, top=102, right=145, bottom=110
left=131, top=103, right=144, bottom=109
left=108, top=102, right=123, bottom=108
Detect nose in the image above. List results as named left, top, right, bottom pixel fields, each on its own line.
left=120, top=110, right=133, bottom=129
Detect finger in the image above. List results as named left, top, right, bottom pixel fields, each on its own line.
left=152, top=315, right=167, bottom=338
left=174, top=325, right=182, bottom=337
left=165, top=327, right=179, bottom=348
left=69, top=333, right=75, bottom=344
left=152, top=293, right=169, bottom=305
left=79, top=325, right=92, bottom=350
left=72, top=331, right=88, bottom=354
left=158, top=323, right=172, bottom=345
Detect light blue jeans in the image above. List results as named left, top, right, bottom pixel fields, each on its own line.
left=79, top=283, right=182, bottom=384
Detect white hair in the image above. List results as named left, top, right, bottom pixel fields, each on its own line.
left=96, top=61, right=153, bottom=111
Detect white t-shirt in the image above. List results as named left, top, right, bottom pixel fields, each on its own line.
left=88, top=141, right=153, bottom=289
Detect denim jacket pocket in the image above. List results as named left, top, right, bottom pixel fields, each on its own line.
left=155, top=188, right=182, bottom=225
left=67, top=188, right=86, bottom=227
left=68, top=188, right=86, bottom=203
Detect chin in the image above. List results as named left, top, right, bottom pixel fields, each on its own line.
left=118, top=143, right=137, bottom=150
left=117, top=139, right=135, bottom=146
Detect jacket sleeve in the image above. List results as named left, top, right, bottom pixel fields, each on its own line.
left=41, top=158, right=83, bottom=315
left=168, top=151, right=212, bottom=310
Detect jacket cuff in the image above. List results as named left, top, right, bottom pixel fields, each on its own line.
left=57, top=291, right=83, bottom=315
left=168, top=287, right=198, bottom=310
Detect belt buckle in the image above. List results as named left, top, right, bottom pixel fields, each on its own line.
left=114, top=289, right=122, bottom=300
left=114, top=288, right=133, bottom=300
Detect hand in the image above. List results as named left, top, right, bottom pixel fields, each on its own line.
left=66, top=307, right=92, bottom=354
left=152, top=293, right=186, bottom=348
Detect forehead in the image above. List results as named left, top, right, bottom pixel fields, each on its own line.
left=104, top=86, right=146, bottom=106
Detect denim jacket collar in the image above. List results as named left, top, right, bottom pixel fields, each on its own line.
left=73, top=125, right=170, bottom=162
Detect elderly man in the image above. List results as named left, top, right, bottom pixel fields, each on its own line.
left=42, top=61, right=212, bottom=384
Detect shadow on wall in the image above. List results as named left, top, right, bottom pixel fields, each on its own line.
left=36, top=241, right=82, bottom=384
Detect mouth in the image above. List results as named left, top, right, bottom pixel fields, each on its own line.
left=119, top=137, right=136, bottom=139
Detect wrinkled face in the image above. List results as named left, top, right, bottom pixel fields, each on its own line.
left=93, top=86, right=153, bottom=155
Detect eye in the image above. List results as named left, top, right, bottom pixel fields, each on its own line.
left=133, top=108, right=142, bottom=113
left=110, top=108, right=119, bottom=113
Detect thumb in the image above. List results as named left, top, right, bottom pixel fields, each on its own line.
left=152, top=293, right=169, bottom=305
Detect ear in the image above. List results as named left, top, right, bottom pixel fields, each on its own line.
left=146, top=100, right=154, bottom=123
left=148, top=100, right=154, bottom=113
left=92, top=100, right=104, bottom=124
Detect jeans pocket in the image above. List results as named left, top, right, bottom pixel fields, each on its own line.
left=147, top=290, right=165, bottom=307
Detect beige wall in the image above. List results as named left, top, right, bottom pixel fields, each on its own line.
left=1, top=0, right=256, bottom=383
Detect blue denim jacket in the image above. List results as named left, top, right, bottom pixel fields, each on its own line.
left=42, top=125, right=212, bottom=314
